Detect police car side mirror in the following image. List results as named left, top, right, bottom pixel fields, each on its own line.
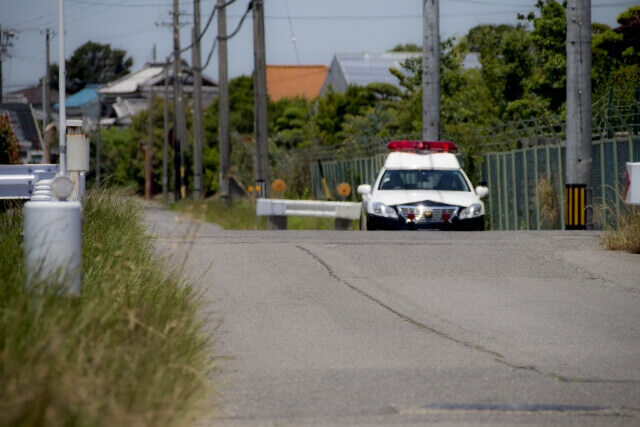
left=475, top=186, right=489, bottom=199
left=357, top=184, right=371, bottom=196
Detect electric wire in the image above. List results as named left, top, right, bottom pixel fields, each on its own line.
left=217, top=0, right=252, bottom=41
left=282, top=0, right=301, bottom=66
left=194, top=0, right=251, bottom=71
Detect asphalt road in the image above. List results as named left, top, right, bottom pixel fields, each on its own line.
left=145, top=206, right=640, bottom=426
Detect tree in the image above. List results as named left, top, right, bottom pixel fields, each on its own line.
left=0, top=115, right=20, bottom=164
left=313, top=86, right=376, bottom=145
left=270, top=97, right=313, bottom=149
left=527, top=0, right=567, bottom=112
left=389, top=43, right=421, bottom=52
left=49, top=41, right=133, bottom=94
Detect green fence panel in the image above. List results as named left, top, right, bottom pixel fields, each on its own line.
left=310, top=136, right=633, bottom=229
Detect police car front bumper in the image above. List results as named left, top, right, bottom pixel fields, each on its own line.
left=367, top=214, right=485, bottom=231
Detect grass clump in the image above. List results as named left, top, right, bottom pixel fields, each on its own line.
left=0, top=189, right=213, bottom=426
left=175, top=198, right=350, bottom=230
left=602, top=203, right=640, bottom=254
left=536, top=177, right=558, bottom=229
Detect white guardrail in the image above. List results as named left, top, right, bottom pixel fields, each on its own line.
left=0, top=164, right=59, bottom=200
left=257, top=198, right=361, bottom=220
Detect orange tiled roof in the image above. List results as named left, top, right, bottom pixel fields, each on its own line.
left=266, top=65, right=328, bottom=101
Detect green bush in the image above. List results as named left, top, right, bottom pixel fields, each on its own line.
left=0, top=114, right=20, bottom=164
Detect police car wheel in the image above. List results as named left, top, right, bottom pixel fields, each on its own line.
left=365, top=214, right=376, bottom=231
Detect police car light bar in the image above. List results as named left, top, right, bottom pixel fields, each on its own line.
left=387, top=140, right=457, bottom=153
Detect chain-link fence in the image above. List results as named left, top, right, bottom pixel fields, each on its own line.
left=483, top=136, right=640, bottom=230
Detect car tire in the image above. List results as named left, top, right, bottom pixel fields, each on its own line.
left=365, top=214, right=376, bottom=231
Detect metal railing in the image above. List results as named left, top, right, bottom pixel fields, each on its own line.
left=0, top=164, right=59, bottom=200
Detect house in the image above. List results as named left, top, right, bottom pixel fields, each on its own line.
left=3, top=84, right=59, bottom=123
left=98, top=61, right=218, bottom=126
left=321, top=52, right=419, bottom=95
left=266, top=65, right=327, bottom=101
left=54, top=84, right=101, bottom=120
left=4, top=84, right=60, bottom=109
left=321, top=51, right=482, bottom=95
left=0, top=103, right=44, bottom=163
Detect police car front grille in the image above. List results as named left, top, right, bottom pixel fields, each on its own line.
left=398, top=206, right=458, bottom=223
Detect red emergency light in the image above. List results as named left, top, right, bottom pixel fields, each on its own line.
left=387, top=140, right=458, bottom=153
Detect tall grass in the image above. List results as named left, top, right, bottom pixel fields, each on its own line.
left=536, top=177, right=559, bottom=229
left=0, top=189, right=213, bottom=426
left=602, top=202, right=640, bottom=254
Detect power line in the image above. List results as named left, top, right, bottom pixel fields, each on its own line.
left=194, top=0, right=250, bottom=71
left=282, top=0, right=300, bottom=66
left=217, top=1, right=252, bottom=41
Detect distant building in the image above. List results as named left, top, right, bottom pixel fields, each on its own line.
left=266, top=65, right=327, bottom=101
left=3, top=84, right=59, bottom=127
left=321, top=51, right=482, bottom=95
left=54, top=84, right=101, bottom=120
left=321, top=52, right=419, bottom=95
left=3, top=84, right=59, bottom=111
left=98, top=61, right=218, bottom=126
left=0, top=103, right=44, bottom=163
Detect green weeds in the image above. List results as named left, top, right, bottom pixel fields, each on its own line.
left=0, top=189, right=213, bottom=426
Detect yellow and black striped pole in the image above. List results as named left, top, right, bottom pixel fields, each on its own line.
left=565, top=184, right=587, bottom=230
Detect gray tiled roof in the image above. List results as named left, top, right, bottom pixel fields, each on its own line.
left=336, top=52, right=419, bottom=87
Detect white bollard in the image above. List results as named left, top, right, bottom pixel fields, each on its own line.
left=24, top=200, right=82, bottom=295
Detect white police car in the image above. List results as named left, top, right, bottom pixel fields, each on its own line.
left=357, top=141, right=489, bottom=231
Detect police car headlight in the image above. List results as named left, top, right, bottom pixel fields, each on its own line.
left=370, top=202, right=398, bottom=219
left=459, top=203, right=484, bottom=219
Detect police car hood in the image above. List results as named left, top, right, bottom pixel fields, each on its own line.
left=372, top=190, right=478, bottom=207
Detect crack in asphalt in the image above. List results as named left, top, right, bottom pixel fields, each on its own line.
left=296, top=244, right=640, bottom=387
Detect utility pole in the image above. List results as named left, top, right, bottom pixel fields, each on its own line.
left=172, top=0, right=183, bottom=201
left=422, top=0, right=440, bottom=141
left=0, top=25, right=17, bottom=104
left=58, top=0, right=67, bottom=174
left=192, top=0, right=204, bottom=200
left=96, top=110, right=101, bottom=187
left=0, top=25, right=4, bottom=104
left=565, top=0, right=592, bottom=230
left=163, top=58, right=169, bottom=203
left=44, top=28, right=52, bottom=162
left=145, top=82, right=153, bottom=200
left=218, top=0, right=231, bottom=200
left=252, top=0, right=270, bottom=198
left=0, top=25, right=3, bottom=104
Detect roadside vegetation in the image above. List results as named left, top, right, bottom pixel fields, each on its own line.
left=174, top=198, right=353, bottom=230
left=0, top=189, right=213, bottom=426
left=602, top=204, right=640, bottom=254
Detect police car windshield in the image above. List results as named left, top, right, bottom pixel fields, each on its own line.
left=378, top=169, right=469, bottom=191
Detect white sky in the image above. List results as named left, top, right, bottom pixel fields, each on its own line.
left=1, top=0, right=636, bottom=92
